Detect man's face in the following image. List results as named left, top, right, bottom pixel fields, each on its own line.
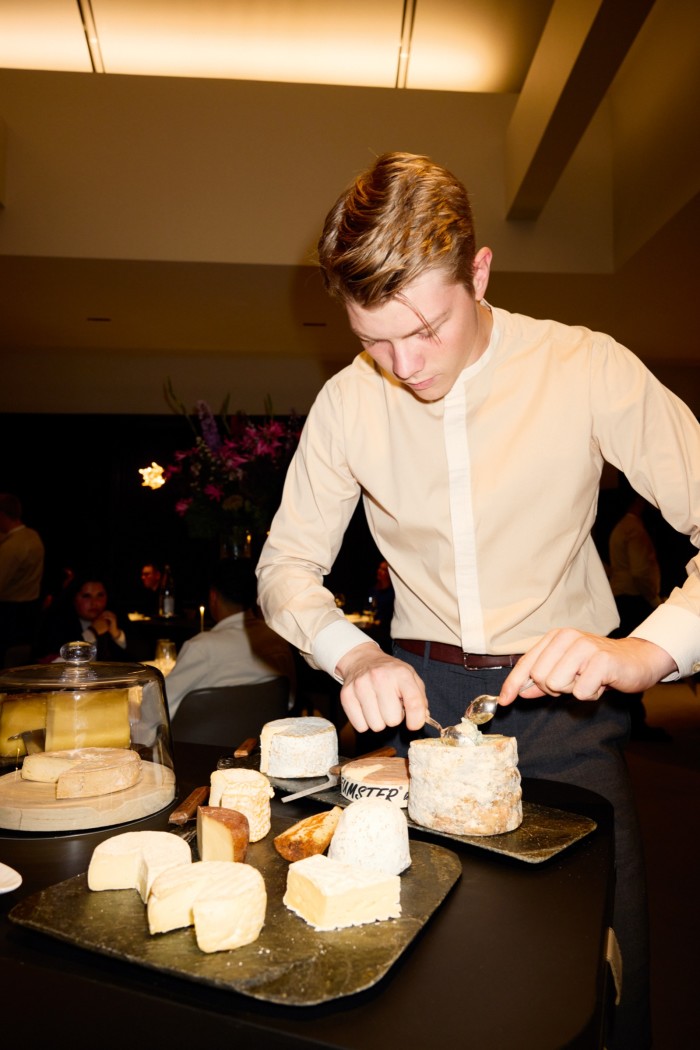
left=345, top=258, right=491, bottom=403
left=74, top=582, right=107, bottom=621
left=141, top=566, right=161, bottom=591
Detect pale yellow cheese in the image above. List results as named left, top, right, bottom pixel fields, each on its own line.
left=0, top=695, right=48, bottom=757
left=283, top=853, right=401, bottom=931
left=196, top=806, right=249, bottom=862
left=87, top=830, right=192, bottom=901
left=21, top=746, right=141, bottom=798
left=44, top=689, right=131, bottom=751
left=209, top=768, right=274, bottom=842
left=147, top=860, right=267, bottom=952
left=193, top=863, right=267, bottom=953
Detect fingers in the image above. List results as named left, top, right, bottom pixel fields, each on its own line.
left=501, top=629, right=676, bottom=706
left=337, top=647, right=428, bottom=733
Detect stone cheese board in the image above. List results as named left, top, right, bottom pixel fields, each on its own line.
left=0, top=761, right=176, bottom=832
left=219, top=755, right=597, bottom=864
left=9, top=816, right=462, bottom=1007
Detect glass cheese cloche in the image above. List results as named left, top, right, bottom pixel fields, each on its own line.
left=0, top=640, right=176, bottom=832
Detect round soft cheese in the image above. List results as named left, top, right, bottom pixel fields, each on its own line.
left=259, top=716, right=338, bottom=778
left=328, top=797, right=411, bottom=874
left=340, top=756, right=409, bottom=807
left=408, top=735, right=522, bottom=836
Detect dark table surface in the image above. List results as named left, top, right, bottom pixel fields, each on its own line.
left=0, top=743, right=615, bottom=1050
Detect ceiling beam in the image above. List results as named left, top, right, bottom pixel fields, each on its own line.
left=505, top=0, right=656, bottom=221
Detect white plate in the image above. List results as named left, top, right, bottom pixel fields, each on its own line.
left=0, top=861, right=22, bottom=893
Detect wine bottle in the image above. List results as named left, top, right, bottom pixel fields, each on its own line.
left=159, top=564, right=175, bottom=618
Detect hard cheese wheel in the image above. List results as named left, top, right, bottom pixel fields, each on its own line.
left=21, top=747, right=142, bottom=799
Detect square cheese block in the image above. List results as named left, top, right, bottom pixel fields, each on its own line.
left=283, top=853, right=401, bottom=931
left=45, top=689, right=131, bottom=751
left=147, top=860, right=267, bottom=952
left=197, top=806, right=249, bottom=862
left=87, top=830, right=192, bottom=901
left=209, top=768, right=274, bottom=842
left=0, top=695, right=47, bottom=757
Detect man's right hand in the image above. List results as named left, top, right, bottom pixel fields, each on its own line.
left=335, top=642, right=428, bottom=733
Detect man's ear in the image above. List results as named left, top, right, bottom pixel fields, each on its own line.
left=472, top=247, right=493, bottom=300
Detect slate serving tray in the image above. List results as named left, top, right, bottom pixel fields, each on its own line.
left=220, top=756, right=597, bottom=864
left=9, top=816, right=461, bottom=1007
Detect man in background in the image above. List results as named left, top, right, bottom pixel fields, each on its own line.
left=165, top=558, right=295, bottom=720
left=0, top=492, right=45, bottom=665
left=134, top=561, right=162, bottom=617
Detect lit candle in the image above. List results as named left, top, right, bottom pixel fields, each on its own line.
left=199, top=605, right=205, bottom=632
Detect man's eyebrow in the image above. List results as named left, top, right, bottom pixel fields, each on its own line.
left=352, top=310, right=448, bottom=342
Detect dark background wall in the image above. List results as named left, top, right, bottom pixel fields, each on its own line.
left=0, top=413, right=382, bottom=616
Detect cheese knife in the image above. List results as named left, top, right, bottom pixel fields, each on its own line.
left=280, top=745, right=396, bottom=803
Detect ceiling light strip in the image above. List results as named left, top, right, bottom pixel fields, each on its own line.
left=76, top=0, right=105, bottom=73
left=395, top=0, right=418, bottom=89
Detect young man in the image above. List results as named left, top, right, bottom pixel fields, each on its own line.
left=257, top=152, right=700, bottom=1049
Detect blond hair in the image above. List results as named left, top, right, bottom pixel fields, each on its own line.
left=317, top=152, right=477, bottom=306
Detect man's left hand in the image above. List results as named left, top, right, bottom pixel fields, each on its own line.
left=499, top=629, right=677, bottom=705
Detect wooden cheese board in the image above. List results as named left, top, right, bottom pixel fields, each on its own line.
left=9, top=815, right=462, bottom=1006
left=0, top=761, right=176, bottom=832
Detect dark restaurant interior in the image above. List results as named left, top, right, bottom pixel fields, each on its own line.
left=1, top=2, right=699, bottom=1047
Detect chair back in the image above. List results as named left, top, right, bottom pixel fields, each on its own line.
left=170, top=677, right=289, bottom=746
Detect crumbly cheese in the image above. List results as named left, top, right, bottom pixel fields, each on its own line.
left=283, top=853, right=401, bottom=931
left=340, top=757, right=410, bottom=807
left=328, top=798, right=411, bottom=875
left=44, top=689, right=131, bottom=751
left=209, top=767, right=274, bottom=842
left=21, top=746, right=141, bottom=798
left=408, top=735, right=522, bottom=836
left=87, top=830, right=192, bottom=901
left=259, top=716, right=338, bottom=778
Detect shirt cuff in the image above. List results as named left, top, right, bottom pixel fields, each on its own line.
left=630, top=602, right=700, bottom=679
left=312, top=619, right=380, bottom=681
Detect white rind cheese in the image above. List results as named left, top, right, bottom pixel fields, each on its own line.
left=340, top=757, right=409, bottom=807
left=408, top=734, right=522, bottom=836
left=209, top=767, right=274, bottom=842
left=22, top=747, right=142, bottom=799
left=87, top=830, right=192, bottom=901
left=147, top=860, right=267, bottom=950
left=259, top=716, right=338, bottom=778
left=283, top=853, right=401, bottom=931
left=328, top=798, right=411, bottom=874
left=193, top=862, right=267, bottom=953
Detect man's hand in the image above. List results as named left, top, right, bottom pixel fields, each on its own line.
left=336, top=642, right=428, bottom=733
left=500, top=629, right=677, bottom=706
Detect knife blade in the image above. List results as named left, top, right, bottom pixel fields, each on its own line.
left=280, top=745, right=396, bottom=803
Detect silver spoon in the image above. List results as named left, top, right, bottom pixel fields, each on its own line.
left=424, top=712, right=467, bottom=745
left=464, top=694, right=499, bottom=725
left=425, top=693, right=500, bottom=743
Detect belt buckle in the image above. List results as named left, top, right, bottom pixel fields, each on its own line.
left=462, top=652, right=481, bottom=670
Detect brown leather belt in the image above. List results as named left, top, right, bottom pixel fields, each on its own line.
left=395, top=639, right=522, bottom=670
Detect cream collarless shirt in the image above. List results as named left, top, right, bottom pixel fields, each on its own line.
left=257, top=306, right=700, bottom=681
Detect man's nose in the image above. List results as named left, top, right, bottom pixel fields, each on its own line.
left=392, top=342, right=422, bottom=380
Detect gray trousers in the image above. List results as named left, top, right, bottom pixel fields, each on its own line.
left=391, top=642, right=650, bottom=1050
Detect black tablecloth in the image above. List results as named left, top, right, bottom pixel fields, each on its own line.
left=0, top=743, right=615, bottom=1050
